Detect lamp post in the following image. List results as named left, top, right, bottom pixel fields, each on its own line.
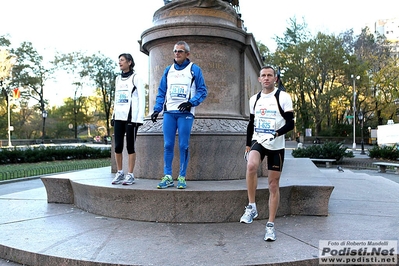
left=42, top=110, right=48, bottom=144
left=351, top=75, right=360, bottom=150
left=358, top=110, right=365, bottom=155
left=74, top=89, right=78, bottom=139
left=7, top=94, right=12, bottom=147
left=2, top=83, right=13, bottom=147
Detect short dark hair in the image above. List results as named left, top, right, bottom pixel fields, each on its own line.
left=118, top=53, right=135, bottom=71
left=260, top=66, right=276, bottom=76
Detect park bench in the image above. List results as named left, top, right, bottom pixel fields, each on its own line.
left=310, top=158, right=336, bottom=168
left=372, top=162, right=399, bottom=175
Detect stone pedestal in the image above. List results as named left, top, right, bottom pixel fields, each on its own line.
left=111, top=127, right=268, bottom=180
left=45, top=159, right=332, bottom=223
left=129, top=1, right=265, bottom=180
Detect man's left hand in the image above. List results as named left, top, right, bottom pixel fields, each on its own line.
left=178, top=102, right=192, bottom=112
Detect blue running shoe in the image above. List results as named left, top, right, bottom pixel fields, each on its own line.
left=157, top=175, right=174, bottom=189
left=177, top=176, right=187, bottom=189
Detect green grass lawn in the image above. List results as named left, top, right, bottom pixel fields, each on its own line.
left=0, top=158, right=111, bottom=181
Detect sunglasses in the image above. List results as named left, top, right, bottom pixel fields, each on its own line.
left=173, top=49, right=186, bottom=54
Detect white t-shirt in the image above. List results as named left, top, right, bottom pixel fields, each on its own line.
left=249, top=88, right=293, bottom=150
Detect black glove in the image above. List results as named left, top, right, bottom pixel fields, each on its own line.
left=111, top=119, right=114, bottom=127
left=151, top=111, right=159, bottom=123
left=178, top=102, right=192, bottom=112
left=269, top=132, right=277, bottom=141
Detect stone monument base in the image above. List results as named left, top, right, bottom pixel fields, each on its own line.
left=42, top=158, right=334, bottom=223
left=111, top=119, right=269, bottom=180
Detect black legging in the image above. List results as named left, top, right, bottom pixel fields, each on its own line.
left=113, top=120, right=139, bottom=154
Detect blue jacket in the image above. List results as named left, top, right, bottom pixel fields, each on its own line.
left=153, top=58, right=207, bottom=113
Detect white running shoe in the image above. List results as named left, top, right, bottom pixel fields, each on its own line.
left=264, top=222, right=276, bottom=241
left=112, top=172, right=124, bottom=185
left=239, top=205, right=258, bottom=224
left=122, top=173, right=135, bottom=185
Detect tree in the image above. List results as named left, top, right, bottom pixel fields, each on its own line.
left=10, top=42, right=52, bottom=139
left=0, top=47, right=14, bottom=82
left=53, top=52, right=118, bottom=137
left=80, top=52, right=118, bottom=137
left=304, top=32, right=350, bottom=135
left=353, top=28, right=399, bottom=126
left=53, top=52, right=92, bottom=138
left=0, top=36, right=18, bottom=139
left=257, top=41, right=272, bottom=64
left=13, top=102, right=38, bottom=139
left=267, top=18, right=399, bottom=139
left=271, top=18, right=365, bottom=138
left=273, top=18, right=312, bottom=137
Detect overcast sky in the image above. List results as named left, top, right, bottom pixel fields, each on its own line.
left=1, top=0, right=398, bottom=106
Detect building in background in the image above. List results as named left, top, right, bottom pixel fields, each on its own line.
left=367, top=17, right=399, bottom=59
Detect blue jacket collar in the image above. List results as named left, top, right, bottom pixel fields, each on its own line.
left=173, top=58, right=191, bottom=70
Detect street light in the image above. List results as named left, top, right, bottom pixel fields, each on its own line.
left=7, top=95, right=13, bottom=147
left=357, top=110, right=365, bottom=155
left=351, top=74, right=360, bottom=150
left=42, top=110, right=48, bottom=144
left=2, top=83, right=13, bottom=147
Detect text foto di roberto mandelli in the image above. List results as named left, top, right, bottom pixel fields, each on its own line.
left=319, top=240, right=397, bottom=265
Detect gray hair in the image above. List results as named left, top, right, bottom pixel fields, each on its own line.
left=175, top=41, right=190, bottom=52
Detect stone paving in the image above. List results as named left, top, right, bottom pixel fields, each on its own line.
left=0, top=141, right=398, bottom=265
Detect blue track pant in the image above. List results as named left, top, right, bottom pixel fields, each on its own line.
left=163, top=112, right=194, bottom=177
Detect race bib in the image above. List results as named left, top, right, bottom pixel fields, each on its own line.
left=115, top=90, right=129, bottom=104
left=170, top=84, right=188, bottom=99
left=255, top=117, right=276, bottom=134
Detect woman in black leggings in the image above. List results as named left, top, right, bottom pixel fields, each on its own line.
left=111, top=53, right=145, bottom=185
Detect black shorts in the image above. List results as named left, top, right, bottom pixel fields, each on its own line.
left=250, top=140, right=285, bottom=172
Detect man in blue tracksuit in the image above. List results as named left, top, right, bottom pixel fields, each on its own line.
left=150, top=41, right=207, bottom=189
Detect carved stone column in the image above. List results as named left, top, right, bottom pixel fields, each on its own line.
left=113, top=0, right=266, bottom=180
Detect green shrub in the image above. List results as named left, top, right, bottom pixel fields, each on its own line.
left=0, top=145, right=111, bottom=165
left=368, top=144, right=399, bottom=161
left=291, top=141, right=354, bottom=161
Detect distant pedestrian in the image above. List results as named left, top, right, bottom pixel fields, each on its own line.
left=296, top=132, right=300, bottom=143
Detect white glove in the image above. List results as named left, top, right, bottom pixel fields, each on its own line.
left=257, top=133, right=276, bottom=146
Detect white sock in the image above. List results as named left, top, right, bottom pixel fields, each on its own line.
left=267, top=221, right=274, bottom=227
left=249, top=202, right=257, bottom=211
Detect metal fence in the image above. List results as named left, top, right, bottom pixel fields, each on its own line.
left=0, top=159, right=110, bottom=181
